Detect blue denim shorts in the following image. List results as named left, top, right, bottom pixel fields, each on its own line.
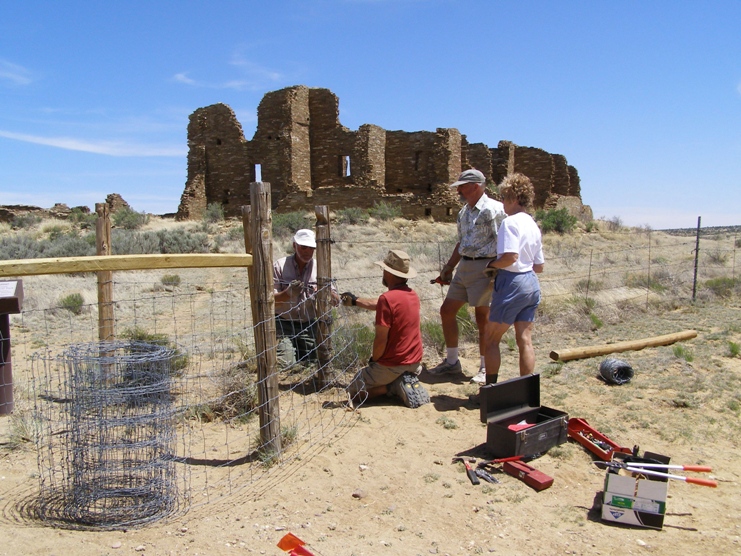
left=489, top=270, right=541, bottom=325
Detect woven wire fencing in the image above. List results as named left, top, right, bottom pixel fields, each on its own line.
left=11, top=269, right=363, bottom=529
left=33, top=341, right=185, bottom=528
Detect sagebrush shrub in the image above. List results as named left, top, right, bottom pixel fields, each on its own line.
left=368, top=201, right=402, bottom=221
left=59, top=293, right=84, bottom=315
left=273, top=211, right=311, bottom=240
left=112, top=207, right=150, bottom=230
left=534, top=208, right=577, bottom=234
left=203, top=202, right=225, bottom=223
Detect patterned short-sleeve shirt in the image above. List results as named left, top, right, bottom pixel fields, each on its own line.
left=457, top=194, right=506, bottom=258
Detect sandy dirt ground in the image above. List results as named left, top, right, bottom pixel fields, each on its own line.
left=2, top=302, right=740, bottom=556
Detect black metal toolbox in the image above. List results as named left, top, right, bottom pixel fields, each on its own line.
left=479, top=373, right=568, bottom=458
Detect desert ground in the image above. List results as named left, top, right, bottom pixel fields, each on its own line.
left=1, top=216, right=740, bottom=555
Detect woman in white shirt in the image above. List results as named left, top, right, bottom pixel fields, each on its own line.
left=481, top=173, right=545, bottom=384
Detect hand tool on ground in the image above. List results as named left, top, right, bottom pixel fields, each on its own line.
left=430, top=277, right=450, bottom=285
left=452, top=457, right=480, bottom=485
left=594, top=461, right=717, bottom=488
left=474, top=468, right=500, bottom=483
left=477, top=453, right=542, bottom=469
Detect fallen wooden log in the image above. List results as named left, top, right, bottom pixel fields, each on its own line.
left=549, top=330, right=698, bottom=362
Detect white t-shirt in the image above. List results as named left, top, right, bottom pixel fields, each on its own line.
left=496, top=212, right=544, bottom=273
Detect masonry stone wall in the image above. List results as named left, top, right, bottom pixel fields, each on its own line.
left=176, top=85, right=588, bottom=222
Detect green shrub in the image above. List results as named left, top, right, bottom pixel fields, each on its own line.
left=421, top=319, right=446, bottom=355
left=705, top=249, right=729, bottom=265
left=69, top=207, right=97, bottom=229
left=456, top=305, right=479, bottom=344
left=203, top=202, right=225, bottom=223
left=728, top=341, right=740, bottom=358
left=112, top=207, right=150, bottom=230
left=332, top=322, right=375, bottom=371
left=704, top=277, right=738, bottom=298
left=111, top=229, right=210, bottom=255
left=585, top=220, right=597, bottom=233
left=673, top=344, right=694, bottom=362
left=273, top=211, right=311, bottom=240
left=335, top=207, right=370, bottom=225
left=534, top=208, right=577, bottom=234
left=369, top=201, right=402, bottom=221
left=227, top=225, right=245, bottom=241
left=11, top=213, right=41, bottom=230
left=59, top=293, right=84, bottom=315
left=119, top=326, right=189, bottom=371
left=161, top=274, right=181, bottom=287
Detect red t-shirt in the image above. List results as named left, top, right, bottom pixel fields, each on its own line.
left=375, top=284, right=423, bottom=367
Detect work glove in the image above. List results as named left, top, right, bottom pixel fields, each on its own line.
left=341, top=291, right=358, bottom=306
left=483, top=266, right=498, bottom=279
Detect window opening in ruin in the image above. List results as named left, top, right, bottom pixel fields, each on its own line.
left=446, top=207, right=453, bottom=216
left=216, top=138, right=222, bottom=145
left=254, top=164, right=262, bottom=182
left=223, top=189, right=231, bottom=205
left=425, top=208, right=432, bottom=216
left=339, top=155, right=351, bottom=177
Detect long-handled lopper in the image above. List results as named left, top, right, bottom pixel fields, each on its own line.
left=594, top=461, right=717, bottom=488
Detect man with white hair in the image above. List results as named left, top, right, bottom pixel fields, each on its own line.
left=428, top=169, right=506, bottom=384
left=273, top=229, right=338, bottom=368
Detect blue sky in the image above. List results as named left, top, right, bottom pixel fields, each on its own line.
left=1, top=1, right=739, bottom=229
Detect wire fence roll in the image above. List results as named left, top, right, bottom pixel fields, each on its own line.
left=599, top=358, right=635, bottom=385
left=34, top=340, right=187, bottom=529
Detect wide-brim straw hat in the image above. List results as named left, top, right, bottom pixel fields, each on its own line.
left=375, top=249, right=417, bottom=279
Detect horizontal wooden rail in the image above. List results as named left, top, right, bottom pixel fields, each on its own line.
left=549, top=329, right=698, bottom=362
left=0, top=253, right=253, bottom=277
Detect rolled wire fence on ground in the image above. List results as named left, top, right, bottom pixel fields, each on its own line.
left=3, top=225, right=739, bottom=529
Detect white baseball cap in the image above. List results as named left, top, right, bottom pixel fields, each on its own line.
left=293, top=229, right=316, bottom=248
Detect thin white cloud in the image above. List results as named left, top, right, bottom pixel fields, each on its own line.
left=172, top=51, right=284, bottom=92
left=0, top=130, right=185, bottom=157
left=0, top=59, right=33, bottom=86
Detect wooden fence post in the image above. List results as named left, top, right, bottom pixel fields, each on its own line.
left=314, top=206, right=333, bottom=387
left=241, top=206, right=259, bottom=329
left=95, top=203, right=114, bottom=341
left=249, top=182, right=281, bottom=454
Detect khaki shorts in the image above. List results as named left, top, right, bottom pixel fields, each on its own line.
left=446, top=258, right=495, bottom=307
left=347, top=361, right=422, bottom=396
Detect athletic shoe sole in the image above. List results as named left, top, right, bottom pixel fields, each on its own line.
left=391, top=373, right=430, bottom=408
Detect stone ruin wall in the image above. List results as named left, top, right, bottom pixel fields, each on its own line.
left=176, top=85, right=590, bottom=223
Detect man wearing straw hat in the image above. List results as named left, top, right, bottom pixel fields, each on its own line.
left=341, top=250, right=430, bottom=408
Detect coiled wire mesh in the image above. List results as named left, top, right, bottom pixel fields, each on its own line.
left=33, top=341, right=186, bottom=529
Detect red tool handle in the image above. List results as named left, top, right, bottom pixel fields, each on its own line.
left=464, top=462, right=480, bottom=485
left=685, top=476, right=718, bottom=488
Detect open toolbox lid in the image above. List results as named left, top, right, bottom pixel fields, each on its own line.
left=479, top=373, right=541, bottom=424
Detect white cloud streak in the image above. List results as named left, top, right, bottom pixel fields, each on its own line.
left=0, top=130, right=185, bottom=157
left=173, top=52, right=284, bottom=91
left=0, top=59, right=33, bottom=86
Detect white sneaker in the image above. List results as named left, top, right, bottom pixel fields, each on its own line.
left=470, top=368, right=487, bottom=384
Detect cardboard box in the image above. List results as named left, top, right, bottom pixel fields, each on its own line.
left=601, top=452, right=670, bottom=530
left=479, top=374, right=568, bottom=458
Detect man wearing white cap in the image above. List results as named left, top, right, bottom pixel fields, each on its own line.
left=341, top=250, right=430, bottom=408
left=273, top=229, right=338, bottom=368
left=428, top=168, right=506, bottom=384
